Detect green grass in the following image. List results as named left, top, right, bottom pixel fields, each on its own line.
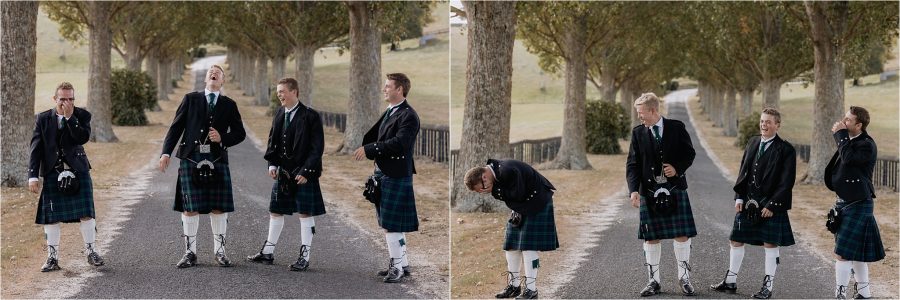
left=35, top=8, right=125, bottom=74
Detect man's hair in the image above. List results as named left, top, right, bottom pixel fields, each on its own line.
left=761, top=107, right=781, bottom=124
left=277, top=77, right=300, bottom=97
left=387, top=73, right=411, bottom=97
left=210, top=64, right=225, bottom=76
left=633, top=92, right=660, bottom=111
left=463, top=166, right=487, bottom=191
left=55, top=82, right=75, bottom=97
left=849, top=106, right=870, bottom=131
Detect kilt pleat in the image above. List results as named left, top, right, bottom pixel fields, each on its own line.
left=35, top=170, right=95, bottom=224
left=729, top=210, right=796, bottom=247
left=173, top=152, right=234, bottom=214
left=639, top=189, right=697, bottom=240
left=504, top=200, right=559, bottom=251
left=376, top=172, right=418, bottom=233
left=269, top=178, right=326, bottom=216
left=834, top=200, right=885, bottom=262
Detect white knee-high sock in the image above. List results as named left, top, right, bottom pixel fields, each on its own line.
left=400, top=232, right=409, bottom=267
left=727, top=245, right=745, bottom=283
left=505, top=250, right=523, bottom=287
left=674, top=239, right=692, bottom=280
left=522, top=251, right=539, bottom=291
left=644, top=242, right=661, bottom=283
left=79, top=219, right=96, bottom=250
left=851, top=261, right=871, bottom=298
left=44, top=223, right=61, bottom=258
left=263, top=215, right=284, bottom=254
left=181, top=214, right=199, bottom=253
left=836, top=260, right=852, bottom=296
left=210, top=213, right=228, bottom=255
left=764, top=247, right=779, bottom=291
left=300, top=217, right=315, bottom=260
left=385, top=232, right=404, bottom=269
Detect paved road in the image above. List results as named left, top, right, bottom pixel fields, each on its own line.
left=556, top=89, right=834, bottom=299
left=64, top=59, right=435, bottom=298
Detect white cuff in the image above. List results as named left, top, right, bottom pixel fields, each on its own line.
left=29, top=177, right=39, bottom=183
left=161, top=154, right=171, bottom=158
left=735, top=199, right=744, bottom=205
left=268, top=166, right=277, bottom=172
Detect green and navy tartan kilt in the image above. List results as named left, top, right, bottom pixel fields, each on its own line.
left=173, top=152, right=234, bottom=214
left=375, top=172, right=418, bottom=233
left=269, top=177, right=326, bottom=216
left=834, top=200, right=885, bottom=262
left=638, top=189, right=697, bottom=240
left=729, top=210, right=796, bottom=247
left=503, top=200, right=559, bottom=251
left=35, top=170, right=95, bottom=224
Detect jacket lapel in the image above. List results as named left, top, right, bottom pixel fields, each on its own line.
left=291, top=104, right=306, bottom=151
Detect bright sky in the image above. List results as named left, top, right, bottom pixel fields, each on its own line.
left=450, top=0, right=465, bottom=25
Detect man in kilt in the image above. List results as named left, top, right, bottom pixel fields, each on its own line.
left=353, top=73, right=420, bottom=283
left=247, top=78, right=325, bottom=272
left=825, top=106, right=884, bottom=299
left=710, top=108, right=797, bottom=299
left=28, top=82, right=105, bottom=272
left=159, top=65, right=246, bottom=268
left=626, top=92, right=698, bottom=297
left=464, top=159, right=559, bottom=300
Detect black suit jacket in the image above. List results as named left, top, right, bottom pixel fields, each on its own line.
left=626, top=118, right=696, bottom=198
left=29, top=107, right=92, bottom=178
left=263, top=103, right=324, bottom=179
left=161, top=92, right=246, bottom=163
left=363, top=100, right=420, bottom=178
left=487, top=159, right=556, bottom=216
left=825, top=129, right=877, bottom=201
left=732, top=135, right=796, bottom=212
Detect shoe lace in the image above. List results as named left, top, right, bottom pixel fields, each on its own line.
left=854, top=282, right=869, bottom=298
left=500, top=271, right=521, bottom=287
left=761, top=275, right=774, bottom=290
left=644, top=262, right=659, bottom=284
left=678, top=260, right=693, bottom=283
left=836, top=285, right=848, bottom=299
left=299, top=244, right=310, bottom=261
left=215, top=234, right=227, bottom=255
left=45, top=245, right=58, bottom=260
left=182, top=234, right=195, bottom=255
left=259, top=240, right=276, bottom=252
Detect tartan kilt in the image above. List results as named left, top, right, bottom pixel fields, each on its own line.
left=269, top=178, right=326, bottom=216
left=729, top=210, right=796, bottom=247
left=834, top=200, right=885, bottom=262
left=173, top=152, right=234, bottom=214
left=503, top=200, right=559, bottom=251
left=35, top=170, right=95, bottom=224
left=376, top=173, right=418, bottom=233
left=638, top=189, right=697, bottom=240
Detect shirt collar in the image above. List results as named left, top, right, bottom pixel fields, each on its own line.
left=760, top=134, right=777, bottom=144
left=486, top=164, right=497, bottom=183
left=285, top=101, right=300, bottom=114
left=849, top=132, right=862, bottom=140
left=654, top=117, right=664, bottom=128
left=204, top=89, right=220, bottom=104
left=388, top=99, right=407, bottom=110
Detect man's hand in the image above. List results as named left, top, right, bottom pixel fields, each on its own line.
left=209, top=127, right=221, bottom=143
left=662, top=163, right=676, bottom=177
left=158, top=155, right=170, bottom=172
left=761, top=207, right=773, bottom=218
left=268, top=168, right=277, bottom=179
left=353, top=146, right=366, bottom=161
left=630, top=192, right=640, bottom=208
left=295, top=175, right=308, bottom=185
left=831, top=121, right=847, bottom=133
left=28, top=181, right=41, bottom=194
left=735, top=202, right=742, bottom=213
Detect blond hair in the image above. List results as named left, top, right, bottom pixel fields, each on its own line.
left=463, top=166, right=487, bottom=191
left=634, top=92, right=660, bottom=111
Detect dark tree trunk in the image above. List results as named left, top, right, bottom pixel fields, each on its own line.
left=342, top=2, right=383, bottom=153
left=551, top=14, right=592, bottom=170
left=294, top=45, right=317, bottom=107
left=87, top=1, right=117, bottom=142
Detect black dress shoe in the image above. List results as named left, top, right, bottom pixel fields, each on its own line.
left=640, top=281, right=661, bottom=297
left=86, top=251, right=105, bottom=266
left=40, top=257, right=60, bottom=272
left=378, top=265, right=411, bottom=277
left=383, top=266, right=403, bottom=283
left=516, top=288, right=538, bottom=299
left=680, top=278, right=696, bottom=296
left=753, top=287, right=773, bottom=299
left=290, top=256, right=309, bottom=271
left=176, top=252, right=197, bottom=268
left=247, top=251, right=274, bottom=264
left=710, top=280, right=737, bottom=293
left=215, top=252, right=233, bottom=267
left=853, top=294, right=871, bottom=299
left=495, top=285, right=521, bottom=298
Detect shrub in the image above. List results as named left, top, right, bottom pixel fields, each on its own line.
left=736, top=111, right=761, bottom=148
left=268, top=88, right=280, bottom=116
left=111, top=68, right=157, bottom=126
left=586, top=100, right=630, bottom=154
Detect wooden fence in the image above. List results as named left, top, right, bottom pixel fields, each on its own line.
left=318, top=110, right=448, bottom=163
left=795, top=144, right=897, bottom=191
